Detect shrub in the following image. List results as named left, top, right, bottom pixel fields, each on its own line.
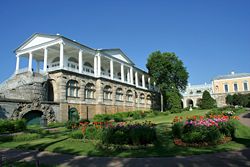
left=0, top=119, right=26, bottom=134
left=199, top=90, right=217, bottom=109
left=172, top=122, right=183, bottom=138
left=66, top=121, right=79, bottom=129
left=101, top=122, right=157, bottom=146
left=70, top=130, right=83, bottom=139
left=79, top=119, right=90, bottom=124
left=84, top=125, right=103, bottom=140
left=93, top=114, right=111, bottom=122
left=47, top=122, right=66, bottom=128
left=13, top=133, right=41, bottom=141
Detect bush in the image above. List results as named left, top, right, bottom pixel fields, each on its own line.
left=66, top=121, right=79, bottom=129
left=70, top=130, right=83, bottom=139
left=199, top=90, right=217, bottom=109
left=172, top=122, right=183, bottom=138
left=101, top=122, right=157, bottom=146
left=47, top=122, right=66, bottom=128
left=84, top=125, right=103, bottom=140
left=0, top=119, right=26, bottom=134
left=13, top=133, right=41, bottom=141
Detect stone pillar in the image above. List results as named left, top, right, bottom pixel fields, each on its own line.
left=59, top=43, right=64, bottom=69
left=79, top=80, right=85, bottom=101
left=110, top=59, right=113, bottom=79
left=142, top=74, right=145, bottom=88
left=135, top=71, right=138, bottom=87
left=130, top=67, right=133, bottom=85
left=15, top=55, right=20, bottom=73
left=97, top=53, right=101, bottom=77
left=95, top=79, right=103, bottom=104
left=148, top=77, right=151, bottom=89
left=43, top=48, right=48, bottom=72
left=79, top=50, right=83, bottom=73
left=121, top=63, right=124, bottom=82
left=28, top=52, right=33, bottom=72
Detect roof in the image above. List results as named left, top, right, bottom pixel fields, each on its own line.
left=213, top=73, right=250, bottom=80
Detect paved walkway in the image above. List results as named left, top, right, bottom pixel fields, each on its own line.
left=239, top=109, right=250, bottom=127
left=1, top=148, right=250, bottom=167
left=1, top=110, right=250, bottom=167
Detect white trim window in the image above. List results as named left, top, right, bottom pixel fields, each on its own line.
left=85, top=83, right=95, bottom=99
left=243, top=81, right=248, bottom=91
left=234, top=83, right=238, bottom=92
left=103, top=85, right=112, bottom=100
left=66, top=80, right=79, bottom=97
left=139, top=93, right=145, bottom=104
left=126, top=90, right=133, bottom=102
left=224, top=84, right=229, bottom=93
left=116, top=88, right=123, bottom=101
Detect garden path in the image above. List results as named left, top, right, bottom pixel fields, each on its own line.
left=239, top=108, right=250, bottom=127
left=1, top=148, right=250, bottom=167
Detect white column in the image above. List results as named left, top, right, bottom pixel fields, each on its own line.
left=43, top=48, right=48, bottom=72
left=121, top=63, right=124, bottom=82
left=97, top=53, right=101, bottom=76
left=28, top=52, right=33, bottom=72
left=127, top=69, right=130, bottom=83
left=15, top=55, right=20, bottom=73
left=148, top=78, right=151, bottom=89
left=130, top=67, right=133, bottom=84
left=110, top=59, right=113, bottom=79
left=78, top=50, right=83, bottom=73
left=142, top=74, right=145, bottom=88
left=59, top=43, right=64, bottom=69
left=94, top=55, right=97, bottom=77
left=135, top=71, right=138, bottom=87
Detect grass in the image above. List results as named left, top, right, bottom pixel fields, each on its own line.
left=0, top=109, right=250, bottom=158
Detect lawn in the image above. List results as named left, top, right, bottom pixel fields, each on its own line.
left=1, top=109, right=250, bottom=158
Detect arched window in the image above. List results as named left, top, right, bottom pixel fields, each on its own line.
left=84, top=62, right=93, bottom=68
left=66, top=80, right=79, bottom=97
left=51, top=57, right=60, bottom=67
left=116, top=88, right=123, bottom=101
left=126, top=90, right=133, bottom=102
left=68, top=57, right=78, bottom=69
left=103, top=85, right=112, bottom=100
left=85, top=83, right=95, bottom=99
left=140, top=93, right=145, bottom=104
left=146, top=94, right=151, bottom=105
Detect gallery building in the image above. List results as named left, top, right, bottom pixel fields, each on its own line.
left=0, top=33, right=159, bottom=124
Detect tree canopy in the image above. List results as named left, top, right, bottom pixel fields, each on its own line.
left=146, top=51, right=188, bottom=110
left=146, top=51, right=188, bottom=92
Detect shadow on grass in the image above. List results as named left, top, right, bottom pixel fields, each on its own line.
left=15, top=137, right=69, bottom=151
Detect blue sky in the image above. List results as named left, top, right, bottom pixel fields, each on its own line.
left=0, top=0, right=250, bottom=84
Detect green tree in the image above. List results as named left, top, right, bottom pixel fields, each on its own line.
left=200, top=90, right=216, bottom=109
left=146, top=51, right=188, bottom=110
left=226, top=94, right=233, bottom=105
left=165, top=89, right=182, bottom=112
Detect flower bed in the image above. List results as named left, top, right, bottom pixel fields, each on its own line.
left=172, top=115, right=238, bottom=147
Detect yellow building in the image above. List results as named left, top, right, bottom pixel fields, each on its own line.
left=212, top=72, right=250, bottom=106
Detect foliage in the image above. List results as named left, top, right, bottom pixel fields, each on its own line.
left=101, top=121, right=157, bottom=146
left=226, top=93, right=250, bottom=107
left=70, top=130, right=83, bottom=139
left=0, top=119, right=26, bottom=134
left=84, top=125, right=103, bottom=140
left=0, top=133, right=41, bottom=142
left=165, top=89, right=182, bottom=111
left=66, top=120, right=79, bottom=129
left=146, top=51, right=188, bottom=110
left=47, top=122, right=66, bottom=128
left=199, top=90, right=216, bottom=109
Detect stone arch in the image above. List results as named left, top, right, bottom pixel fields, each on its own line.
left=68, top=107, right=79, bottom=122
left=85, top=82, right=96, bottom=99
left=11, top=99, right=56, bottom=124
left=52, top=57, right=59, bottom=63
left=186, top=99, right=194, bottom=108
left=103, top=85, right=112, bottom=100
left=23, top=110, right=43, bottom=125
